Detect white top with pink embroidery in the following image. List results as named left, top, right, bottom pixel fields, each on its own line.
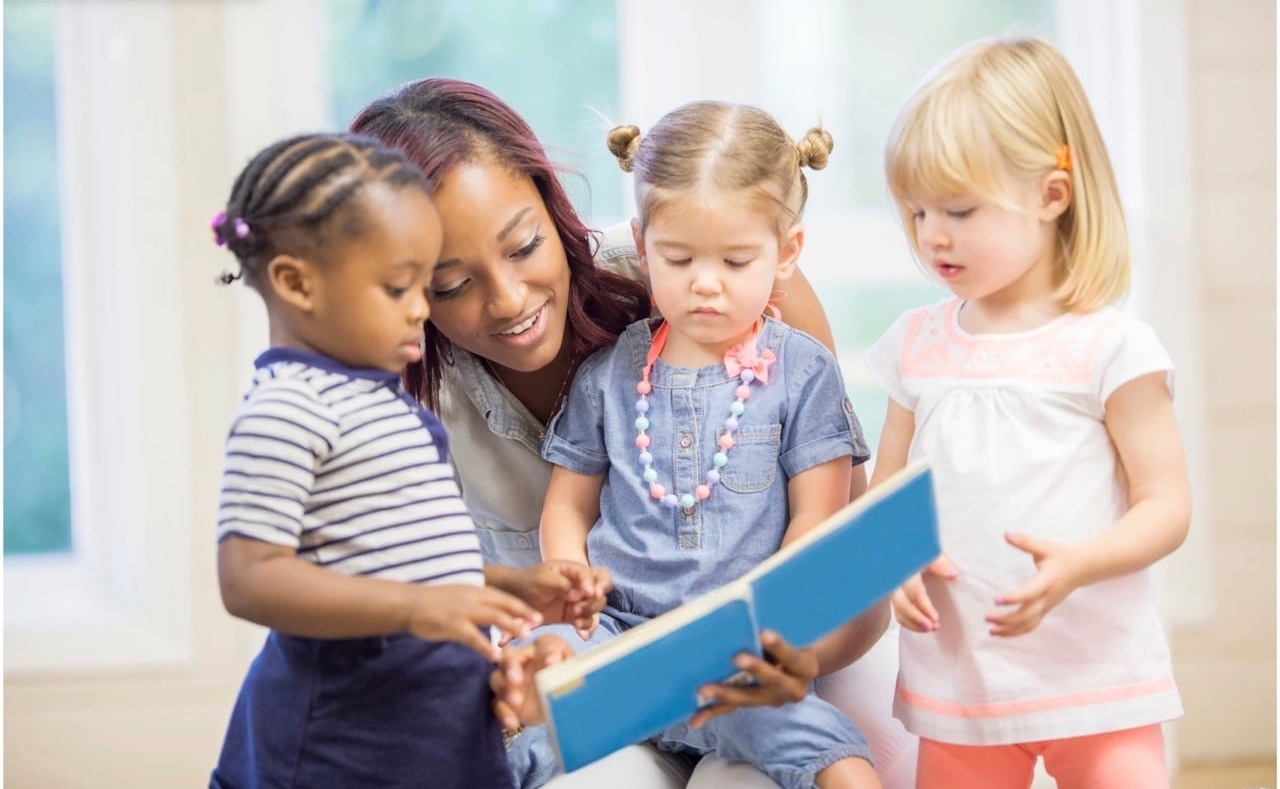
left=865, top=297, right=1183, bottom=746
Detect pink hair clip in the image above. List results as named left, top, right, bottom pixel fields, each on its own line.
left=234, top=218, right=250, bottom=239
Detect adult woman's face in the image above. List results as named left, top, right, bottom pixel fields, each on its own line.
left=427, top=161, right=572, bottom=374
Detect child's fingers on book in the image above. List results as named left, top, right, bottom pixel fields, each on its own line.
left=689, top=702, right=733, bottom=729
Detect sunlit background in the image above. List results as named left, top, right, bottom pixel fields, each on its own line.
left=3, top=1, right=1273, bottom=787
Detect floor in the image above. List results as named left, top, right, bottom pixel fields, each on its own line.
left=1173, top=761, right=1277, bottom=789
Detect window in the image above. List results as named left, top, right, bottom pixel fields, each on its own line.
left=619, top=0, right=1056, bottom=450
left=4, top=0, right=72, bottom=556
left=324, top=0, right=622, bottom=220
left=5, top=2, right=194, bottom=672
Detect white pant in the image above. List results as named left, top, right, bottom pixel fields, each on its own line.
left=544, top=624, right=917, bottom=789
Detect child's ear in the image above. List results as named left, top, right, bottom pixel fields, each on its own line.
left=1039, top=171, right=1073, bottom=222
left=631, top=218, right=649, bottom=276
left=775, top=225, right=804, bottom=281
left=265, top=254, right=317, bottom=311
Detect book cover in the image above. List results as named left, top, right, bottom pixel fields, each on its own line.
left=534, top=459, right=939, bottom=773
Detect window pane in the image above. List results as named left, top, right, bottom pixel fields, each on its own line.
left=325, top=0, right=621, bottom=221
left=4, top=1, right=72, bottom=555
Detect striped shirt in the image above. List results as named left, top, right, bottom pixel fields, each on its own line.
left=217, top=348, right=484, bottom=587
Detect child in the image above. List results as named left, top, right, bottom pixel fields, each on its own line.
left=508, top=101, right=883, bottom=789
left=868, top=38, right=1191, bottom=788
left=208, top=132, right=602, bottom=789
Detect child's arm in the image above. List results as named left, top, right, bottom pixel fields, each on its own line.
left=988, top=372, right=1190, bottom=636
left=876, top=398, right=958, bottom=633
left=217, top=536, right=539, bottom=660
left=536, top=465, right=608, bottom=637
left=538, top=466, right=605, bottom=566
left=780, top=456, right=853, bottom=548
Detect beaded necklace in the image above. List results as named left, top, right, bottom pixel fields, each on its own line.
left=633, top=319, right=775, bottom=512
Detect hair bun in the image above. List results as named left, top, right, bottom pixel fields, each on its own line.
left=796, top=127, right=834, bottom=170
left=606, top=125, right=642, bottom=173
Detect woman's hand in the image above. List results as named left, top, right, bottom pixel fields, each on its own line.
left=891, top=555, right=958, bottom=632
left=491, top=634, right=576, bottom=731
left=505, top=561, right=612, bottom=640
left=687, top=630, right=819, bottom=729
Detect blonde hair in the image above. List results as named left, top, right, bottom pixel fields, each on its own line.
left=885, top=37, right=1129, bottom=310
left=606, top=101, right=832, bottom=235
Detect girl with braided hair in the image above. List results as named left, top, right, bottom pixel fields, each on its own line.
left=208, top=132, right=600, bottom=789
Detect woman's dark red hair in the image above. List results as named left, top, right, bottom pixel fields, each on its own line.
left=350, top=78, right=649, bottom=409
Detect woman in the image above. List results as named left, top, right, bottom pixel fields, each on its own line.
left=350, top=78, right=915, bottom=789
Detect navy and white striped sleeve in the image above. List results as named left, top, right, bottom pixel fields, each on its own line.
left=216, top=379, right=340, bottom=547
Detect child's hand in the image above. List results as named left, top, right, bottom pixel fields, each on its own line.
left=506, top=561, right=612, bottom=640
left=986, top=532, right=1086, bottom=637
left=407, top=584, right=542, bottom=661
left=490, top=634, right=575, bottom=731
left=689, top=629, right=818, bottom=729
left=891, top=555, right=958, bottom=632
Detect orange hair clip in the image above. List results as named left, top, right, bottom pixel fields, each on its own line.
left=1055, top=143, right=1072, bottom=172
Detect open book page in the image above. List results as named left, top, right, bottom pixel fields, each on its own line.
left=746, top=458, right=938, bottom=647
left=533, top=459, right=939, bottom=772
left=537, top=593, right=760, bottom=772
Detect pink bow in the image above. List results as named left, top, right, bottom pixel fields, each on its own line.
left=724, top=339, right=776, bottom=384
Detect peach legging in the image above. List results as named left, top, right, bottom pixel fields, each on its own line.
left=917, top=724, right=1168, bottom=789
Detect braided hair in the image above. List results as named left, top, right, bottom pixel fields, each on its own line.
left=212, top=132, right=431, bottom=287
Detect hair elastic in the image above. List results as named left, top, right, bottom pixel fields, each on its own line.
left=210, top=212, right=227, bottom=246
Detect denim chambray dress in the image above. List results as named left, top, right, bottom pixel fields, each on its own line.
left=509, top=316, right=874, bottom=789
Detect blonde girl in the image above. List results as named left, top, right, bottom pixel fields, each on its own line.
left=867, top=37, right=1190, bottom=789
left=514, top=101, right=884, bottom=789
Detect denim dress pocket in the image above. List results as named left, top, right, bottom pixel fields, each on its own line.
left=717, top=424, right=782, bottom=493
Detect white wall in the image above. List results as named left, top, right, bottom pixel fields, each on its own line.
left=1168, top=0, right=1277, bottom=763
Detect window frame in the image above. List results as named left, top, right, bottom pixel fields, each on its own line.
left=4, top=2, right=197, bottom=674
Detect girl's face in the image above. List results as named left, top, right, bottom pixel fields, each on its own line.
left=634, top=193, right=799, bottom=363
left=906, top=175, right=1064, bottom=309
left=426, top=161, right=572, bottom=374
left=299, top=185, right=443, bottom=373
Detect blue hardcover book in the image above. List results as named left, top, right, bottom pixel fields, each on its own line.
left=534, top=459, right=940, bottom=773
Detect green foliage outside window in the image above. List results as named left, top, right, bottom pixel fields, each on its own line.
left=326, top=0, right=623, bottom=222
left=4, top=1, right=73, bottom=555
